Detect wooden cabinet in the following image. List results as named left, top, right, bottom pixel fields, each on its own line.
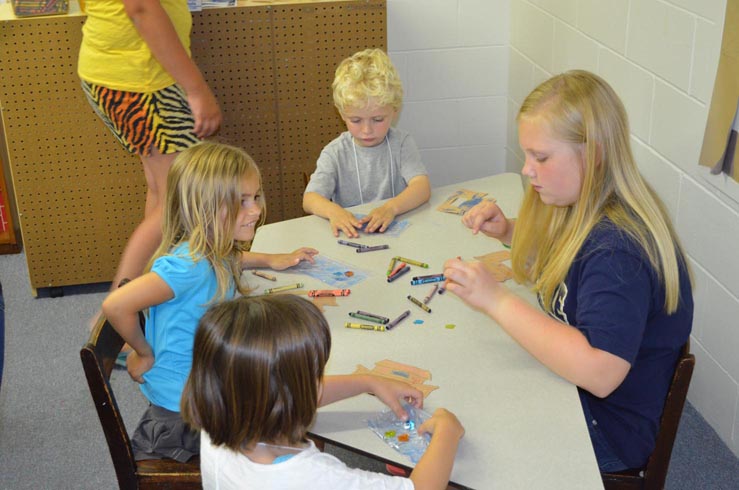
left=0, top=0, right=385, bottom=293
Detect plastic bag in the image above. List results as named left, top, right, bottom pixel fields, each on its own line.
left=367, top=401, right=432, bottom=463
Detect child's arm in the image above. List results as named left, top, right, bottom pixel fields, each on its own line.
left=461, top=200, right=515, bottom=246
left=319, top=374, right=423, bottom=420
left=101, top=273, right=174, bottom=383
left=303, top=192, right=363, bottom=238
left=360, top=175, right=431, bottom=233
left=442, top=258, right=631, bottom=397
left=122, top=0, right=221, bottom=137
left=241, top=248, right=319, bottom=270
left=409, top=408, right=465, bottom=490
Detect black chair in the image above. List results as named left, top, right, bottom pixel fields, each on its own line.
left=601, top=343, right=695, bottom=490
left=80, top=314, right=201, bottom=489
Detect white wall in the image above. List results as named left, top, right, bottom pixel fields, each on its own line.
left=506, top=0, right=739, bottom=458
left=387, top=0, right=511, bottom=186
left=388, top=0, right=739, bottom=460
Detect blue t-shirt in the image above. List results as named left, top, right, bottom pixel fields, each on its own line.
left=140, top=243, right=236, bottom=412
left=544, top=219, right=693, bottom=468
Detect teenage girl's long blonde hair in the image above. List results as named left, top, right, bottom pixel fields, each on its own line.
left=146, top=142, right=265, bottom=302
left=511, top=70, right=689, bottom=314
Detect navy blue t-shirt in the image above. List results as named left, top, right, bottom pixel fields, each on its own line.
left=543, top=219, right=693, bottom=469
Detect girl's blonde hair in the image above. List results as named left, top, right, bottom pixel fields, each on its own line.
left=147, top=141, right=265, bottom=302
left=332, top=48, right=403, bottom=114
left=511, top=70, right=690, bottom=314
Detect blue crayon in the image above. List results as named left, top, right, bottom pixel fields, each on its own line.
left=410, top=274, right=445, bottom=286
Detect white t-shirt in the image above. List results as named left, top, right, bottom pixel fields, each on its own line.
left=201, top=432, right=415, bottom=490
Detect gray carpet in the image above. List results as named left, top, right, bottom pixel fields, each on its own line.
left=1, top=251, right=738, bottom=489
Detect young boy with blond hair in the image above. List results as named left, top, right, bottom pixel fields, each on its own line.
left=303, top=48, right=431, bottom=238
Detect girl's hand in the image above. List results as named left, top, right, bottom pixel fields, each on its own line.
left=360, top=203, right=397, bottom=233
left=327, top=208, right=363, bottom=238
left=187, top=85, right=222, bottom=138
left=369, top=376, right=424, bottom=421
left=417, top=408, right=465, bottom=441
left=126, top=350, right=155, bottom=384
left=443, top=258, right=511, bottom=317
left=462, top=200, right=508, bottom=238
left=268, top=248, right=319, bottom=270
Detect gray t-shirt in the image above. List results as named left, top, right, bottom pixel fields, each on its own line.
left=304, top=127, right=427, bottom=208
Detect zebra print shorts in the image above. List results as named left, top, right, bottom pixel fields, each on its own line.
left=81, top=81, right=200, bottom=156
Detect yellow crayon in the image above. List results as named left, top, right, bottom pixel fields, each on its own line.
left=395, top=256, right=429, bottom=268
left=407, top=294, right=432, bottom=313
left=386, top=257, right=397, bottom=277
left=344, top=322, right=386, bottom=332
left=264, top=283, right=304, bottom=294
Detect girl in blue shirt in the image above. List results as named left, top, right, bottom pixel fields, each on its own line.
left=102, top=141, right=317, bottom=461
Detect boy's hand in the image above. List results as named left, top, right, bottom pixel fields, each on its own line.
left=327, top=208, right=363, bottom=238
left=267, top=248, right=319, bottom=270
left=417, top=408, right=465, bottom=440
left=127, top=350, right=154, bottom=384
left=369, top=376, right=423, bottom=421
left=360, top=202, right=397, bottom=233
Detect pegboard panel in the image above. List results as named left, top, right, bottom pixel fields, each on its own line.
left=0, top=13, right=145, bottom=289
left=272, top=0, right=386, bottom=220
left=0, top=0, right=385, bottom=290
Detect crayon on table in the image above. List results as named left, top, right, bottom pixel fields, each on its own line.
left=395, top=256, right=429, bottom=268
left=423, top=284, right=439, bottom=304
left=264, top=283, right=304, bottom=294
left=356, top=310, right=390, bottom=323
left=356, top=244, right=390, bottom=253
left=386, top=257, right=397, bottom=277
left=386, top=265, right=410, bottom=283
left=407, top=294, right=431, bottom=313
left=308, top=289, right=351, bottom=297
left=410, top=274, right=445, bottom=285
left=385, top=310, right=411, bottom=330
left=251, top=270, right=277, bottom=281
left=344, top=322, right=386, bottom=332
left=337, top=239, right=367, bottom=249
left=349, top=312, right=387, bottom=324
left=388, top=261, right=407, bottom=277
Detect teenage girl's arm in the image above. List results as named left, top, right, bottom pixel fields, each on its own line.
left=442, top=259, right=630, bottom=398
left=101, top=273, right=174, bottom=383
left=122, top=0, right=221, bottom=137
left=409, top=408, right=465, bottom=490
left=318, top=374, right=423, bottom=420
left=241, top=248, right=319, bottom=270
left=361, top=174, right=431, bottom=233
left=303, top=192, right=363, bottom=238
left=461, top=200, right=515, bottom=246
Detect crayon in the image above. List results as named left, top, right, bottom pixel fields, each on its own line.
left=356, top=310, right=391, bottom=323
left=308, top=289, right=351, bottom=297
left=387, top=265, right=410, bottom=283
left=395, top=256, right=429, bottom=268
left=388, top=261, right=407, bottom=277
left=356, top=244, right=390, bottom=253
left=385, top=310, right=411, bottom=330
left=345, top=322, right=386, bottom=332
left=423, top=284, right=439, bottom=304
left=386, top=257, right=397, bottom=277
left=410, top=274, right=445, bottom=286
left=337, top=239, right=367, bottom=249
left=264, top=283, right=303, bottom=294
left=349, top=312, right=388, bottom=324
left=251, top=270, right=277, bottom=281
left=407, top=294, right=431, bottom=313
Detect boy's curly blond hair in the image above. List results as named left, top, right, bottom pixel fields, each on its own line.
left=332, top=48, right=403, bottom=114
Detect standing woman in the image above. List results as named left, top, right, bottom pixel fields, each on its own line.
left=444, top=70, right=693, bottom=472
left=78, top=0, right=222, bottom=289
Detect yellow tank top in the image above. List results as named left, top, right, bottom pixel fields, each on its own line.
left=78, top=0, right=192, bottom=92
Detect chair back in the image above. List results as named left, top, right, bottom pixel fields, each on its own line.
left=602, top=342, right=695, bottom=490
left=80, top=315, right=201, bottom=489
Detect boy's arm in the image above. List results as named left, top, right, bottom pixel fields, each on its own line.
left=303, top=192, right=363, bottom=238
left=361, top=174, right=431, bottom=232
left=409, top=408, right=465, bottom=490
left=319, top=374, right=423, bottom=419
left=122, top=0, right=220, bottom=137
left=241, top=248, right=319, bottom=270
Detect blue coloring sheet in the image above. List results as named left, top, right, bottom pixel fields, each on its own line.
left=289, top=255, right=370, bottom=288
left=354, top=214, right=411, bottom=238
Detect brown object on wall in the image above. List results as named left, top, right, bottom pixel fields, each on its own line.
left=0, top=0, right=386, bottom=293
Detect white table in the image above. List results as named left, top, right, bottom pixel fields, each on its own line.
left=251, top=174, right=603, bottom=489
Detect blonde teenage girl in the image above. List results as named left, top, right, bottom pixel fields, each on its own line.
left=444, top=70, right=693, bottom=472
left=102, top=142, right=317, bottom=461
